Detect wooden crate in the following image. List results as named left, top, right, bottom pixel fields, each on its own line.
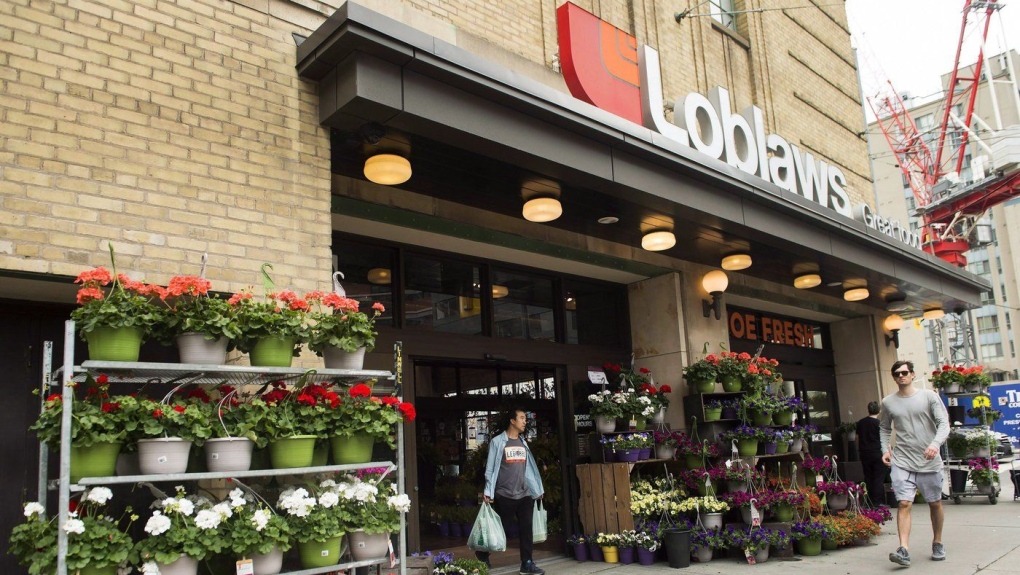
left=576, top=463, right=634, bottom=534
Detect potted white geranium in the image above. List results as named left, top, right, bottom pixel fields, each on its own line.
left=134, top=487, right=229, bottom=575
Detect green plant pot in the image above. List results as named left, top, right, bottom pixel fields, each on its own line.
left=720, top=375, right=742, bottom=392
left=633, top=417, right=647, bottom=431
left=85, top=326, right=143, bottom=362
left=268, top=435, right=317, bottom=469
left=330, top=434, right=375, bottom=464
left=298, top=535, right=344, bottom=569
left=249, top=336, right=296, bottom=367
left=804, top=471, right=817, bottom=487
left=821, top=538, right=838, bottom=551
left=773, top=503, right=794, bottom=522
left=77, top=563, right=119, bottom=575
left=749, top=409, right=773, bottom=426
left=736, top=439, right=758, bottom=457
left=772, top=410, right=793, bottom=426
left=312, top=440, right=330, bottom=467
left=695, top=481, right=717, bottom=497
left=692, top=378, right=716, bottom=394
left=70, top=442, right=123, bottom=483
left=775, top=441, right=789, bottom=454
left=684, top=454, right=705, bottom=469
left=704, top=407, right=722, bottom=421
left=796, top=536, right=822, bottom=556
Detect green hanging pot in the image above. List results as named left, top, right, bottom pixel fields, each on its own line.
left=268, top=435, right=317, bottom=469
left=775, top=441, right=790, bottom=454
left=749, top=409, right=773, bottom=426
left=774, top=502, right=794, bottom=522
left=804, top=471, right=817, bottom=487
left=85, top=326, right=143, bottom=362
left=772, top=410, right=794, bottom=426
left=70, top=442, right=123, bottom=483
left=692, top=379, right=716, bottom=394
left=298, top=535, right=344, bottom=569
left=736, top=439, right=758, bottom=457
left=77, top=564, right=119, bottom=575
left=684, top=454, right=705, bottom=469
left=720, top=375, right=742, bottom=392
left=330, top=434, right=375, bottom=465
left=249, top=336, right=296, bottom=367
left=796, top=536, right=822, bottom=556
left=633, top=417, right=647, bottom=431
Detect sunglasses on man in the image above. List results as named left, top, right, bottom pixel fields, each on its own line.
left=893, top=370, right=912, bottom=377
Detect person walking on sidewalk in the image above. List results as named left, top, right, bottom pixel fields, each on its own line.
left=857, top=401, right=887, bottom=507
left=476, top=407, right=546, bottom=575
left=880, top=360, right=950, bottom=566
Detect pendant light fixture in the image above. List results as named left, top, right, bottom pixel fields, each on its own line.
left=843, top=287, right=869, bottom=302
left=522, top=197, right=562, bottom=222
left=642, top=230, right=676, bottom=251
left=363, top=153, right=412, bottom=185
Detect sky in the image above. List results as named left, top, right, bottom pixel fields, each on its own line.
left=846, top=0, right=1020, bottom=109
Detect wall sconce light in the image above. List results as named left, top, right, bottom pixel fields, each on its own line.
left=565, top=295, right=576, bottom=310
left=367, top=268, right=392, bottom=285
left=844, top=287, right=869, bottom=301
left=923, top=308, right=946, bottom=321
left=522, top=197, right=562, bottom=222
left=642, top=230, right=676, bottom=251
left=364, top=153, right=412, bottom=185
left=492, top=284, right=509, bottom=299
left=701, top=270, right=728, bottom=319
left=884, top=313, right=904, bottom=348
left=794, top=273, right=821, bottom=289
left=721, top=253, right=752, bottom=270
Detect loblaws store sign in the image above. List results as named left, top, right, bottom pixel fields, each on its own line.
left=556, top=3, right=920, bottom=251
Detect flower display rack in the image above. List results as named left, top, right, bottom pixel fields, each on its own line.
left=41, top=320, right=407, bottom=575
left=944, top=390, right=1012, bottom=505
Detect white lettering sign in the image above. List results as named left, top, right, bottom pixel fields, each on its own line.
left=853, top=204, right=923, bottom=250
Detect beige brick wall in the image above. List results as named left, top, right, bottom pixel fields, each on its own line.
left=0, top=0, right=336, bottom=294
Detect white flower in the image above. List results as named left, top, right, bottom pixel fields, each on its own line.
left=319, top=491, right=340, bottom=508
left=86, top=487, right=114, bottom=505
left=388, top=494, right=411, bottom=513
left=144, top=511, right=172, bottom=536
left=194, top=509, right=222, bottom=530
left=141, top=561, right=161, bottom=574
left=252, top=509, right=271, bottom=532
left=319, top=479, right=337, bottom=488
left=212, top=502, right=233, bottom=519
left=23, top=502, right=45, bottom=518
left=62, top=518, right=85, bottom=534
left=228, top=488, right=247, bottom=508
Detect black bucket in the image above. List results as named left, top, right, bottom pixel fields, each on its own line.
left=662, top=528, right=691, bottom=568
left=950, top=469, right=968, bottom=493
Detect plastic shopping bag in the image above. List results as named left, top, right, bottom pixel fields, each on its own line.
left=468, top=502, right=507, bottom=552
left=532, top=500, right=548, bottom=543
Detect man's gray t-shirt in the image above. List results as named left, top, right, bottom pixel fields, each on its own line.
left=879, top=389, right=950, bottom=473
left=495, top=437, right=529, bottom=499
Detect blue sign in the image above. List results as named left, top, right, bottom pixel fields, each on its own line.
left=989, top=382, right=1020, bottom=449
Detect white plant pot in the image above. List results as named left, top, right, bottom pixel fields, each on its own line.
left=699, top=512, right=723, bottom=531
left=323, top=346, right=366, bottom=370
left=975, top=483, right=995, bottom=494
left=693, top=547, right=713, bottom=563
left=727, top=480, right=749, bottom=493
left=176, top=332, right=228, bottom=365
left=972, top=446, right=991, bottom=458
left=655, top=444, right=676, bottom=460
left=205, top=437, right=254, bottom=472
left=116, top=451, right=141, bottom=476
left=159, top=555, right=199, bottom=575
left=651, top=407, right=667, bottom=424
left=349, top=530, right=390, bottom=561
left=138, top=437, right=193, bottom=475
left=754, top=547, right=769, bottom=563
left=943, top=383, right=961, bottom=394
left=827, top=493, right=849, bottom=511
left=252, top=547, right=284, bottom=575
left=595, top=416, right=617, bottom=434
left=790, top=438, right=803, bottom=453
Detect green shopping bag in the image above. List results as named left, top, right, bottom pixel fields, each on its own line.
left=533, top=500, right=548, bottom=543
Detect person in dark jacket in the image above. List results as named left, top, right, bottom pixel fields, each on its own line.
left=857, top=401, right=885, bottom=507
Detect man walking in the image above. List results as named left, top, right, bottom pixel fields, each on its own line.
left=477, top=407, right=546, bottom=575
left=857, top=401, right=886, bottom=507
left=880, top=360, right=950, bottom=566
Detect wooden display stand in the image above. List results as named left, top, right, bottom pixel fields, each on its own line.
left=576, top=463, right=634, bottom=535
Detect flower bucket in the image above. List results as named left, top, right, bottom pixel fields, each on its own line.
left=158, top=555, right=199, bottom=575
left=249, top=336, right=296, bottom=367
left=692, top=379, right=716, bottom=394
left=176, top=332, right=229, bottom=365
left=85, top=326, right=143, bottom=362
left=749, top=409, right=773, bottom=426
left=827, top=493, right=848, bottom=511
left=637, top=547, right=656, bottom=565
left=663, top=528, right=691, bottom=568
left=772, top=410, right=793, bottom=425
left=138, top=438, right=192, bottom=475
left=736, top=439, right=758, bottom=457
left=251, top=547, right=284, bottom=575
left=603, top=447, right=616, bottom=462
left=349, top=530, right=389, bottom=561
left=204, top=437, right=253, bottom=472
left=69, top=442, right=122, bottom=482
left=774, top=502, right=794, bottom=522
left=651, top=407, right=666, bottom=424
left=269, top=435, right=317, bottom=468
left=618, top=546, right=635, bottom=564
left=803, top=471, right=817, bottom=487
left=601, top=546, right=619, bottom=563
left=595, top=416, right=616, bottom=434
left=721, top=375, right=742, bottom=392
left=330, top=434, right=375, bottom=464
left=693, top=546, right=713, bottom=563
left=574, top=543, right=589, bottom=561
left=699, top=512, right=723, bottom=531
left=587, top=542, right=604, bottom=561
left=78, top=563, right=119, bottom=575
left=796, top=536, right=822, bottom=556
left=323, top=346, right=366, bottom=370
left=655, top=444, right=676, bottom=460
left=298, top=535, right=344, bottom=569
left=704, top=407, right=722, bottom=421
left=775, top=441, right=789, bottom=454
left=617, top=449, right=640, bottom=463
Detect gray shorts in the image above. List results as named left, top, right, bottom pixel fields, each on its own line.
left=891, top=465, right=943, bottom=503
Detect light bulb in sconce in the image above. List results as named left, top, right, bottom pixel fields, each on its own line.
left=701, top=270, right=728, bottom=320
left=565, top=294, right=576, bottom=310
left=492, top=285, right=509, bottom=299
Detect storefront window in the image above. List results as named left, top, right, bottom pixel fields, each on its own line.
left=492, top=268, right=554, bottom=341
left=331, top=239, right=395, bottom=328
left=404, top=254, right=481, bottom=335
left=563, top=279, right=626, bottom=346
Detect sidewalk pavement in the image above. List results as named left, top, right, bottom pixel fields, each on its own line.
left=498, top=494, right=1020, bottom=575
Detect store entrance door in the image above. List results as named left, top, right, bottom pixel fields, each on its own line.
left=412, top=360, right=563, bottom=565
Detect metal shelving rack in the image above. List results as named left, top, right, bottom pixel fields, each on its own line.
left=944, top=391, right=1010, bottom=504
left=45, top=320, right=407, bottom=575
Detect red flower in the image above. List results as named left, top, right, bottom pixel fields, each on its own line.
left=659, top=384, right=672, bottom=393
left=153, top=409, right=164, bottom=418
left=372, top=302, right=386, bottom=313
left=296, top=393, right=316, bottom=406
left=349, top=383, right=372, bottom=398
left=46, top=393, right=62, bottom=403
left=398, top=402, right=416, bottom=421
left=381, top=396, right=400, bottom=406
left=96, top=374, right=109, bottom=384
left=639, top=367, right=651, bottom=374
left=74, top=267, right=113, bottom=286
left=172, top=405, right=186, bottom=413
left=186, top=388, right=211, bottom=403
left=101, top=402, right=120, bottom=413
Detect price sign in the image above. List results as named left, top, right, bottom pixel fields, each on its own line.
left=947, top=397, right=959, bottom=407
left=235, top=559, right=254, bottom=575
left=588, top=368, right=609, bottom=385
left=744, top=548, right=756, bottom=564
left=749, top=501, right=761, bottom=527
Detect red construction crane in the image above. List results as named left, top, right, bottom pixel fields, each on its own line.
left=868, top=0, right=1020, bottom=268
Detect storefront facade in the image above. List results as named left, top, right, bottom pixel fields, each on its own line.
left=0, top=0, right=987, bottom=562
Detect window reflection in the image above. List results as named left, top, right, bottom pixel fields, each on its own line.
left=492, top=269, right=554, bottom=341
left=563, top=279, right=624, bottom=346
left=404, top=255, right=481, bottom=335
left=331, top=240, right=395, bottom=328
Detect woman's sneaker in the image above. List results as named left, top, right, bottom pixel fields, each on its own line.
left=889, top=546, right=911, bottom=566
left=932, top=542, right=946, bottom=561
